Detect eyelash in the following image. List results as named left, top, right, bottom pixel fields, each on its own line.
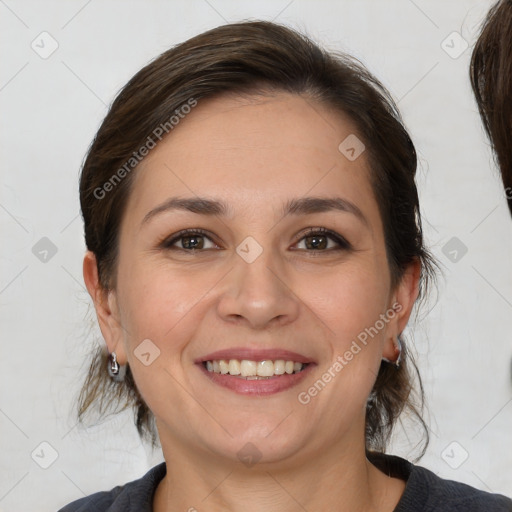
left=160, top=227, right=351, bottom=253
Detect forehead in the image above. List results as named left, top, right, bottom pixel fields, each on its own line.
left=125, top=92, right=377, bottom=221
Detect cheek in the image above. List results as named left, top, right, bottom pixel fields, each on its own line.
left=116, top=258, right=221, bottom=353
left=311, top=262, right=390, bottom=343
left=115, top=263, right=205, bottom=421
left=304, top=268, right=390, bottom=419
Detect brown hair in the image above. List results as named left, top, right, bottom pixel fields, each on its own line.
left=78, top=20, right=436, bottom=454
left=470, top=0, right=512, bottom=216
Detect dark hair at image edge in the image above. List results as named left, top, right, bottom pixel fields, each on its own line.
left=77, top=20, right=437, bottom=457
left=470, top=0, right=512, bottom=216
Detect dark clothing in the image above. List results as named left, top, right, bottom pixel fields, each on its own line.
left=58, top=453, right=512, bottom=511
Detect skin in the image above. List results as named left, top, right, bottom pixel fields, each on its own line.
left=84, top=91, right=420, bottom=512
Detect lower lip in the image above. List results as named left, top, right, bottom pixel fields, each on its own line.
left=197, top=363, right=315, bottom=396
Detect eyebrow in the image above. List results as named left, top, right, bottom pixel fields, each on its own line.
left=140, top=196, right=368, bottom=227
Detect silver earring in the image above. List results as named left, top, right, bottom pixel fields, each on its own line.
left=382, top=336, right=402, bottom=368
left=108, top=351, right=120, bottom=377
left=395, top=336, right=402, bottom=367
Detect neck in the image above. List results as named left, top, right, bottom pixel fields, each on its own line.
left=153, top=428, right=405, bottom=512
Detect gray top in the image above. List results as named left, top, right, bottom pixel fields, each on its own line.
left=58, top=453, right=512, bottom=511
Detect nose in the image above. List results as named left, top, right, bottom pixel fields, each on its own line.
left=216, top=245, right=301, bottom=330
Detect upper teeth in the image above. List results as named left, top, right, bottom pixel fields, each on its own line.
left=205, top=359, right=305, bottom=377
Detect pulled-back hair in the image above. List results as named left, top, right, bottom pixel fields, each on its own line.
left=78, top=20, right=436, bottom=454
left=470, top=0, right=512, bottom=216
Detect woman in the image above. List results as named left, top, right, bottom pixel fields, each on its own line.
left=60, top=21, right=512, bottom=511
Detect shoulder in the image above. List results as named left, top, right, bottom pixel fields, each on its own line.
left=368, top=452, right=512, bottom=512
left=404, top=463, right=512, bottom=512
left=57, top=462, right=166, bottom=512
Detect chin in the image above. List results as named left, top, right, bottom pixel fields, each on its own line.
left=205, top=426, right=305, bottom=466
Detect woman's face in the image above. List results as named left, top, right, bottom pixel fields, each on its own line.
left=86, top=92, right=418, bottom=467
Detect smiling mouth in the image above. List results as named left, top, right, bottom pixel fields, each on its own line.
left=203, top=359, right=309, bottom=379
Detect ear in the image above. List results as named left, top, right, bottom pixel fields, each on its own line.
left=382, top=259, right=421, bottom=361
left=83, top=251, right=127, bottom=365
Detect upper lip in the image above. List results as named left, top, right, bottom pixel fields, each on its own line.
left=195, top=348, right=315, bottom=364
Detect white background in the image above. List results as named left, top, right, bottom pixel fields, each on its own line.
left=1, top=0, right=511, bottom=510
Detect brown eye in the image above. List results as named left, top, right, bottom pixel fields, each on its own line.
left=162, top=229, right=217, bottom=251
left=303, top=234, right=329, bottom=250
left=294, top=228, right=351, bottom=251
left=179, top=234, right=206, bottom=249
